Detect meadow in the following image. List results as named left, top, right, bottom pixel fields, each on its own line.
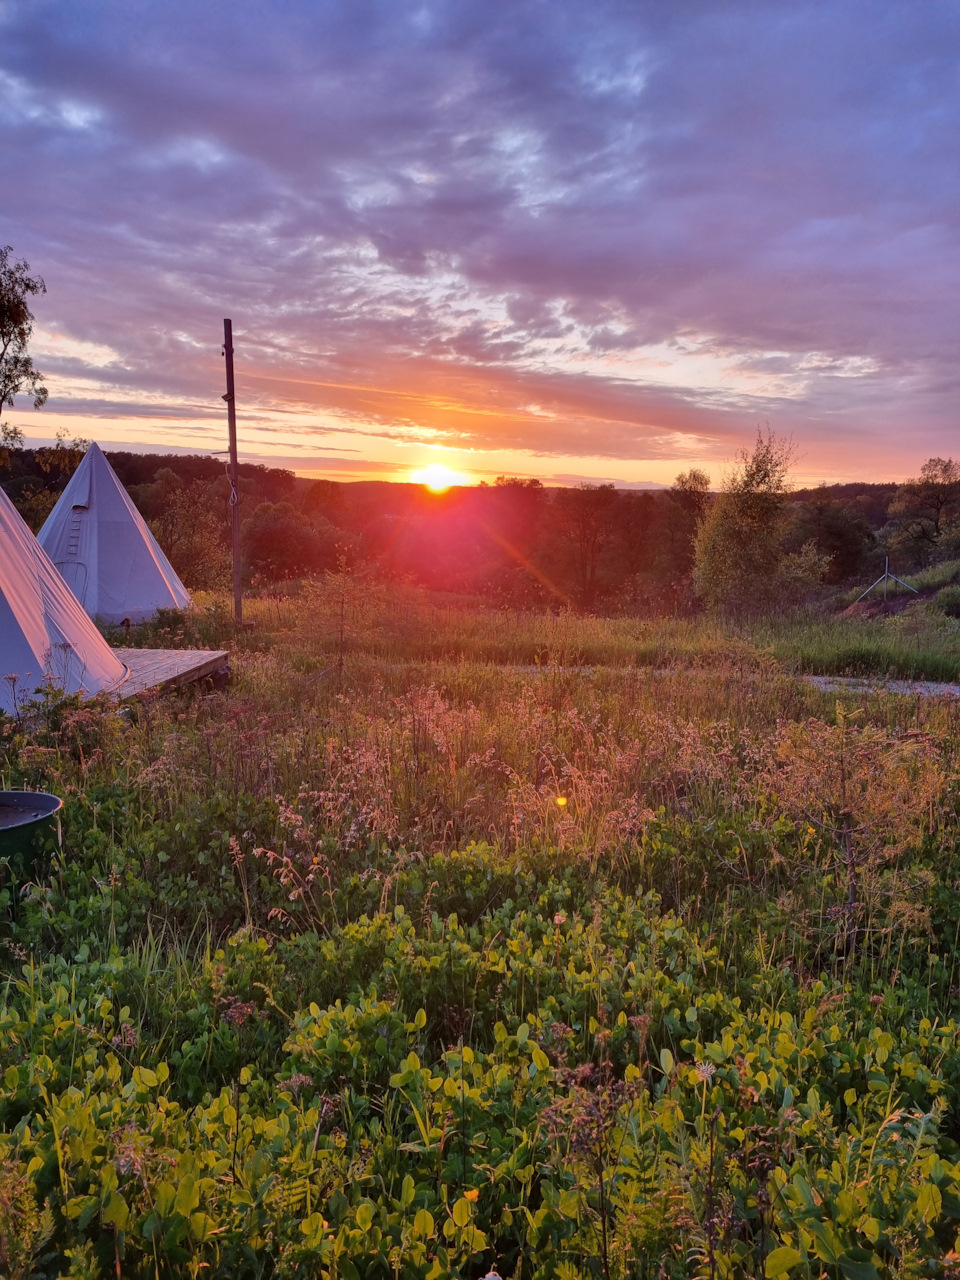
left=2, top=581, right=960, bottom=1278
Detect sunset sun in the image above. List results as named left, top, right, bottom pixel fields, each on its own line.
left=410, top=463, right=467, bottom=492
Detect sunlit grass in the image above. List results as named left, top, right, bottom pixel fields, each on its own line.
left=184, top=580, right=960, bottom=683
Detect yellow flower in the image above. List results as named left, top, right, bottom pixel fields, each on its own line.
left=807, top=826, right=815, bottom=835
left=464, top=1188, right=480, bottom=1202
left=555, top=796, right=568, bottom=807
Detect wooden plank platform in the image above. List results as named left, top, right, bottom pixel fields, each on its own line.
left=111, top=648, right=230, bottom=696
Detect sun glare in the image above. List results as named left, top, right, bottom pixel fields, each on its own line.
left=411, top=463, right=467, bottom=492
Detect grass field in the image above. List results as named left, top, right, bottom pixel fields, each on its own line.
left=2, top=587, right=960, bottom=1277
left=128, top=572, right=960, bottom=681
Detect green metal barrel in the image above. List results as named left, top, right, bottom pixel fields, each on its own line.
left=0, top=791, right=63, bottom=885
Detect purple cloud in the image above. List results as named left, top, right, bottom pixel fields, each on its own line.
left=2, top=0, right=958, bottom=478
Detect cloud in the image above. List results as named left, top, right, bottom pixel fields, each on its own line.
left=2, top=0, right=958, bottom=480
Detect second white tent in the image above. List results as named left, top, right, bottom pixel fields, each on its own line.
left=38, top=443, right=191, bottom=626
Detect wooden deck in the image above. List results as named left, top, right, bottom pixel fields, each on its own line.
left=111, top=648, right=230, bottom=696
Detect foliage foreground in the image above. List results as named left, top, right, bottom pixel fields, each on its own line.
left=2, top=594, right=960, bottom=1278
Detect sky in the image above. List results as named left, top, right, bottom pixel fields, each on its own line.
left=1, top=0, right=958, bottom=487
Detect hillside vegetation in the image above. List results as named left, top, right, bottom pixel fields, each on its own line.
left=1, top=594, right=960, bottom=1278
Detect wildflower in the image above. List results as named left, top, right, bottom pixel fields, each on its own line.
left=553, top=912, right=567, bottom=926
left=555, top=796, right=567, bottom=807
left=807, top=826, right=816, bottom=835
left=464, top=1188, right=479, bottom=1202
left=285, top=1072, right=314, bottom=1096
left=111, top=1023, right=138, bottom=1050
left=221, top=998, right=258, bottom=1028
left=694, top=1060, right=716, bottom=1082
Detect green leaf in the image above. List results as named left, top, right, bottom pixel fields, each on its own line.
left=530, top=1045, right=550, bottom=1073
left=102, top=1191, right=130, bottom=1230
left=806, top=1219, right=840, bottom=1265
left=300, top=1212, right=327, bottom=1246
left=356, top=1201, right=375, bottom=1231
left=412, top=1208, right=435, bottom=1239
left=452, top=1197, right=472, bottom=1227
left=766, top=1246, right=802, bottom=1277
left=154, top=1182, right=177, bottom=1217
left=660, top=1047, right=675, bottom=1075
left=415, top=1008, right=427, bottom=1029
left=3, top=1066, right=19, bottom=1090
left=66, top=1194, right=98, bottom=1225
left=140, top=1211, right=161, bottom=1242
left=133, top=1066, right=158, bottom=1089
left=916, top=1182, right=942, bottom=1223
left=189, top=1212, right=215, bottom=1241
left=175, top=1178, right=199, bottom=1217
left=399, top=1174, right=415, bottom=1209
left=838, top=1256, right=879, bottom=1280
left=558, top=1190, right=580, bottom=1217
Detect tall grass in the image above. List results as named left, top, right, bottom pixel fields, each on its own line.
left=118, top=576, right=960, bottom=681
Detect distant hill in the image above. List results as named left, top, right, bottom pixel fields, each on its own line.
left=789, top=481, right=898, bottom=529
left=105, top=451, right=295, bottom=498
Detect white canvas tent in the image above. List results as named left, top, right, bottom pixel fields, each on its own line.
left=38, top=443, right=191, bottom=625
left=0, top=484, right=128, bottom=716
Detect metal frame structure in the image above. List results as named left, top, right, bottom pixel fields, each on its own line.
left=854, top=556, right=919, bottom=604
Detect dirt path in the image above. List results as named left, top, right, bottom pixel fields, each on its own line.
left=530, top=664, right=960, bottom=699
left=804, top=674, right=960, bottom=699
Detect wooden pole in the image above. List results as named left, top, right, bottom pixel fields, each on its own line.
left=223, top=318, right=242, bottom=625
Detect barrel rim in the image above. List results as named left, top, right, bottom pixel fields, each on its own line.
left=0, top=790, right=64, bottom=832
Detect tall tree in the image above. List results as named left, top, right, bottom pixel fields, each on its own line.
left=783, top=488, right=873, bottom=582
left=886, top=457, right=960, bottom=565
left=550, top=483, right=620, bottom=609
left=0, top=246, right=47, bottom=419
left=693, top=431, right=794, bottom=615
left=659, top=468, right=711, bottom=581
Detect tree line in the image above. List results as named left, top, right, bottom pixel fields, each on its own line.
left=5, top=428, right=958, bottom=615
left=4, top=243, right=960, bottom=616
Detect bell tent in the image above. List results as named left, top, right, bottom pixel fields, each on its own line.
left=37, top=443, right=191, bottom=625
left=0, top=484, right=128, bottom=716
